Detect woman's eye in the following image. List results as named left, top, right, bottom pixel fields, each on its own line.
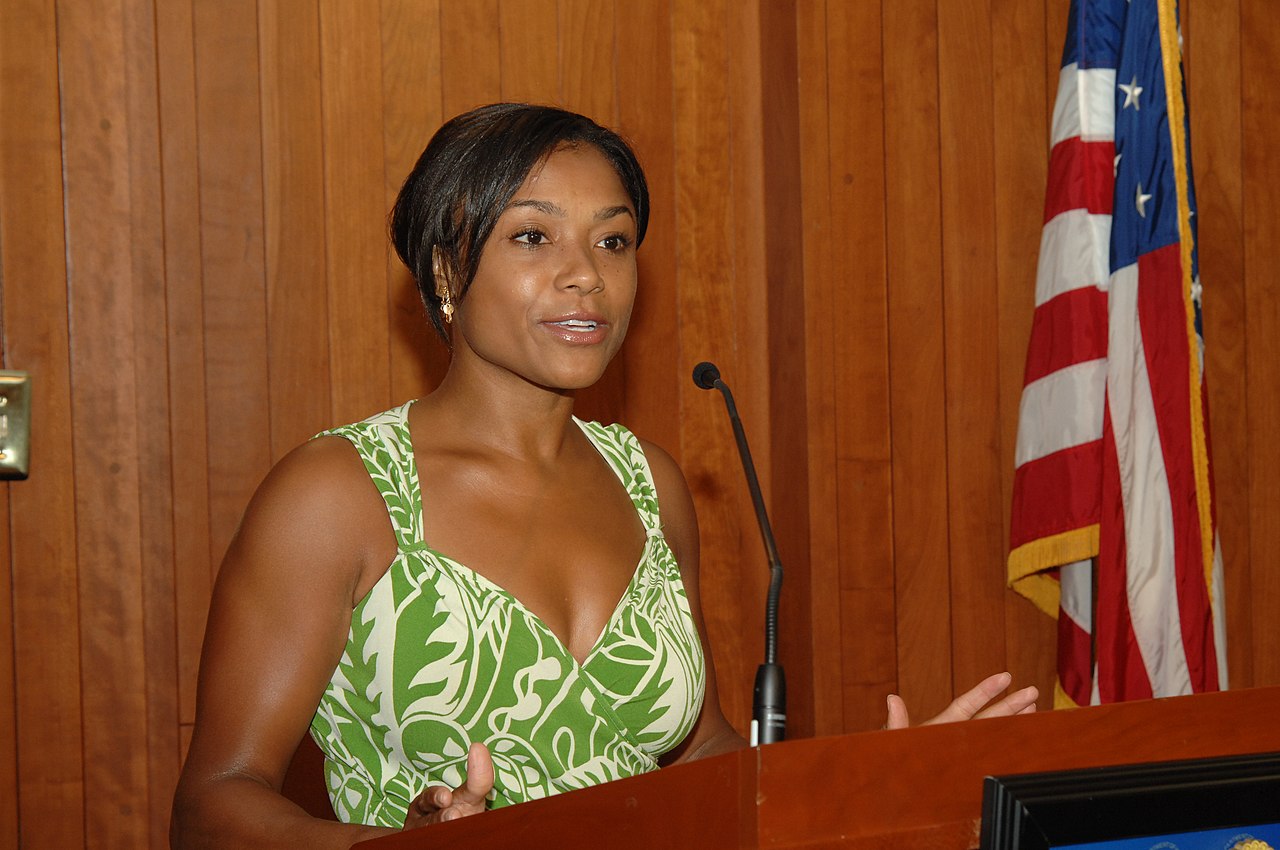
left=597, top=234, right=631, bottom=252
left=513, top=229, right=547, bottom=246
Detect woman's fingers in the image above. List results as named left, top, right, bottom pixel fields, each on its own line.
left=885, top=673, right=1041, bottom=729
left=403, top=742, right=494, bottom=828
left=403, top=785, right=452, bottom=828
left=975, top=684, right=1039, bottom=719
left=938, top=672, right=1015, bottom=723
left=450, top=742, right=494, bottom=811
left=884, top=694, right=911, bottom=730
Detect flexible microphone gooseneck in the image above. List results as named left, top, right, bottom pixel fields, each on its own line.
left=692, top=361, right=786, bottom=745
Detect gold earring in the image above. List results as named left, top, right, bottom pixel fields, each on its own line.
left=441, top=294, right=454, bottom=324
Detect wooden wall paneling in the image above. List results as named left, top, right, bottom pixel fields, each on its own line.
left=558, top=0, right=615, bottom=122
left=1186, top=0, right=1250, bottom=688
left=439, top=0, right=501, bottom=118
left=0, top=17, right=17, bottom=840
left=614, top=0, right=680, bottom=455
left=120, top=1, right=182, bottom=844
left=1240, top=0, right=1280, bottom=686
left=727, top=6, right=783, bottom=737
left=155, top=0, right=214, bottom=728
left=722, top=2, right=771, bottom=507
left=191, top=0, right=273, bottom=568
left=557, top=0, right=627, bottom=427
left=723, top=0, right=784, bottom=736
left=821, top=0, right=898, bottom=736
left=719, top=8, right=780, bottom=734
left=261, top=0, right=332, bottom=458
left=497, top=0, right=557, bottom=104
left=671, top=0, right=760, bottom=734
left=937, top=0, right=1008, bottom=696
left=756, top=0, right=815, bottom=739
left=0, top=1, right=84, bottom=841
left=0, top=482, right=13, bottom=845
left=1044, top=1, right=1067, bottom=135
left=882, top=0, right=952, bottom=720
left=991, top=0, right=1057, bottom=702
left=793, top=0, right=845, bottom=737
left=320, top=1, right=393, bottom=428
left=57, top=0, right=150, bottom=843
left=381, top=0, right=448, bottom=404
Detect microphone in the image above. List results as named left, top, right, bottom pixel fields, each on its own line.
left=691, top=361, right=786, bottom=745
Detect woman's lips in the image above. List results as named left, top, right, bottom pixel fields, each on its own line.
left=540, top=315, right=609, bottom=344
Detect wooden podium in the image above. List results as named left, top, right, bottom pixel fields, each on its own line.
left=353, top=686, right=1280, bottom=849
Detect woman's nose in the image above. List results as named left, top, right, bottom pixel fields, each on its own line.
left=556, top=242, right=604, bottom=293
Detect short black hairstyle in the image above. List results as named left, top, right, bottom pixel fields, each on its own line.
left=390, top=103, right=650, bottom=341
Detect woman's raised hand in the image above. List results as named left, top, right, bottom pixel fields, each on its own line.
left=884, top=672, right=1038, bottom=730
left=402, top=742, right=495, bottom=829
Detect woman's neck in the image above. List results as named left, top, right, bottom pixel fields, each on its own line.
left=417, top=357, right=580, bottom=463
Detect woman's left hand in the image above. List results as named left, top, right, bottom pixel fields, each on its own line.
left=884, top=672, right=1038, bottom=730
left=402, top=742, right=494, bottom=829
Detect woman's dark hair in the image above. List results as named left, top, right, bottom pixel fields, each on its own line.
left=391, top=103, right=649, bottom=341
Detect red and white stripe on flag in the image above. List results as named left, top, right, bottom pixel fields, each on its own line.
left=1007, top=0, right=1226, bottom=707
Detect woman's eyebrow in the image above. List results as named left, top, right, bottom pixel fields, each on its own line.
left=505, top=199, right=634, bottom=223
left=507, top=198, right=563, bottom=216
left=595, top=205, right=634, bottom=222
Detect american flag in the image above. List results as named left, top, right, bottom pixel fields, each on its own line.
left=1007, top=0, right=1227, bottom=706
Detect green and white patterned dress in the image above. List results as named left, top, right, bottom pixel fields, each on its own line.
left=309, top=402, right=707, bottom=826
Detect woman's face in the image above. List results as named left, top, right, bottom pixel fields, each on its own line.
left=449, top=144, right=639, bottom=393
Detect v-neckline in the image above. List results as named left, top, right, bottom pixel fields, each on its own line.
left=401, top=401, right=653, bottom=669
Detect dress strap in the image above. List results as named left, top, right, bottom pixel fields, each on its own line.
left=573, top=418, right=664, bottom=537
left=316, top=401, right=422, bottom=551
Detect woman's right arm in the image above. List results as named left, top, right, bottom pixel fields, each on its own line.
left=170, top=436, right=401, bottom=849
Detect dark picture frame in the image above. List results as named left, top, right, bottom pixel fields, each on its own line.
left=979, top=750, right=1280, bottom=850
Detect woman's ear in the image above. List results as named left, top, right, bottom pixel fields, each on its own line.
left=432, top=247, right=456, bottom=324
left=431, top=247, right=452, bottom=300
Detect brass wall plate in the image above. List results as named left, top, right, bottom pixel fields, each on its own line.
left=0, top=371, right=31, bottom=480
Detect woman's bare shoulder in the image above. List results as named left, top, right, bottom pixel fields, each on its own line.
left=222, top=434, right=395, bottom=603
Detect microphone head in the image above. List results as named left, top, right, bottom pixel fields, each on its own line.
left=692, top=361, right=721, bottom=390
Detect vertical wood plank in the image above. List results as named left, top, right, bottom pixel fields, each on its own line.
left=382, top=0, right=448, bottom=403
left=498, top=0, right=558, bottom=103
left=1045, top=0, right=1067, bottom=137
left=1187, top=0, right=1249, bottom=689
left=192, top=0, right=273, bottom=569
left=120, top=1, right=182, bottom=843
left=615, top=0, right=679, bottom=455
left=320, top=0, right=393, bottom=427
left=823, top=0, right=898, bottom=735
left=671, top=0, right=760, bottom=734
left=57, top=0, right=150, bottom=842
left=992, top=0, right=1056, bottom=702
left=883, top=0, right=951, bottom=721
left=1240, top=0, right=1280, bottom=686
left=155, top=0, right=213, bottom=727
left=440, top=0, right=501, bottom=117
left=0, top=36, right=17, bottom=837
left=558, top=0, right=615, bottom=120
left=937, top=0, right=1007, bottom=697
left=756, top=0, right=815, bottom=738
left=0, top=483, right=12, bottom=845
left=723, top=1, right=771, bottom=502
left=0, top=2, right=84, bottom=842
left=707, top=15, right=779, bottom=740
left=0, top=487, right=11, bottom=850
left=262, top=0, right=332, bottom=456
left=794, top=0, right=845, bottom=736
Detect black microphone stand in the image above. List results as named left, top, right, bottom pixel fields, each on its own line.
left=692, top=361, right=786, bottom=745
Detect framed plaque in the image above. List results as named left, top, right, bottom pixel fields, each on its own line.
left=979, top=751, right=1280, bottom=850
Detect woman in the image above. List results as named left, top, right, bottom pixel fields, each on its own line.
left=171, top=104, right=1036, bottom=849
